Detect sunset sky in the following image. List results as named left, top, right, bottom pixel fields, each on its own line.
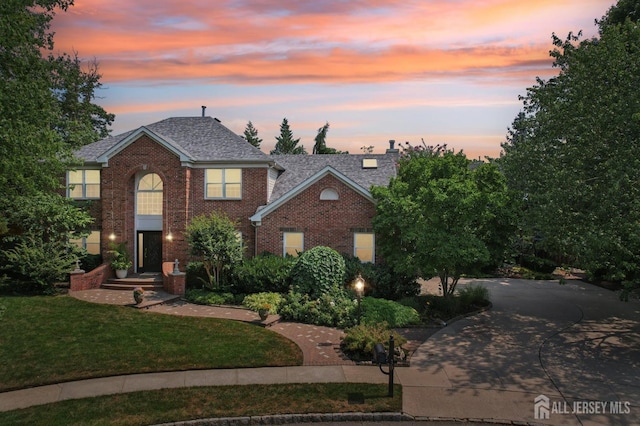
left=51, top=0, right=615, bottom=158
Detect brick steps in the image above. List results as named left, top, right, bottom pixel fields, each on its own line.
left=102, top=273, right=163, bottom=291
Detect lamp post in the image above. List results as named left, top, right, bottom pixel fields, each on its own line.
left=354, top=273, right=364, bottom=325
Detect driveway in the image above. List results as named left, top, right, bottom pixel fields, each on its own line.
left=400, top=278, right=640, bottom=425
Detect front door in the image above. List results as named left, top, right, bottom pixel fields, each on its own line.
left=138, top=231, right=162, bottom=273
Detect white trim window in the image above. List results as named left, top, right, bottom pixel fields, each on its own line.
left=354, top=232, right=375, bottom=263
left=67, top=170, right=100, bottom=199
left=70, top=230, right=101, bottom=255
left=206, top=169, right=242, bottom=199
left=283, top=232, right=304, bottom=256
left=137, top=173, right=163, bottom=215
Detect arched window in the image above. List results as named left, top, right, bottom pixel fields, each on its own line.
left=320, top=188, right=339, bottom=200
left=137, top=173, right=163, bottom=215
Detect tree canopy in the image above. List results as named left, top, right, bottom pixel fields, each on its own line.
left=499, top=0, right=640, bottom=296
left=271, top=118, right=307, bottom=155
left=0, top=0, right=114, bottom=291
left=372, top=144, right=516, bottom=296
left=185, top=211, right=244, bottom=289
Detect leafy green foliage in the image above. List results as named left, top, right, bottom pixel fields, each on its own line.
left=185, top=211, right=243, bottom=290
left=291, top=246, right=346, bottom=299
left=360, top=297, right=420, bottom=327
left=372, top=144, right=516, bottom=297
left=457, top=284, right=491, bottom=308
left=230, top=253, right=295, bottom=294
left=0, top=193, right=92, bottom=292
left=184, top=289, right=239, bottom=306
left=342, top=254, right=420, bottom=300
left=0, top=1, right=112, bottom=290
left=242, top=292, right=284, bottom=314
left=499, top=2, right=640, bottom=295
left=279, top=288, right=357, bottom=328
left=270, top=118, right=307, bottom=155
left=107, top=241, right=132, bottom=270
left=341, top=322, right=407, bottom=362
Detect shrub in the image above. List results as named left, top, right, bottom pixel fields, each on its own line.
left=279, top=288, right=357, bottom=328
left=291, top=246, right=345, bottom=299
left=185, top=262, right=209, bottom=289
left=231, top=254, right=295, bottom=294
left=423, top=295, right=461, bottom=321
left=184, top=288, right=239, bottom=305
left=341, top=255, right=419, bottom=301
left=457, top=284, right=490, bottom=308
left=242, top=292, right=284, bottom=314
left=341, top=322, right=407, bottom=362
left=361, top=297, right=420, bottom=327
left=520, top=254, right=557, bottom=274
left=79, top=253, right=102, bottom=272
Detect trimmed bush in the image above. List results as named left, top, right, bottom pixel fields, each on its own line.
left=279, top=288, right=357, bottom=328
left=341, top=322, right=407, bottom=362
left=291, top=246, right=346, bottom=299
left=231, top=253, right=295, bottom=294
left=361, top=297, right=420, bottom=327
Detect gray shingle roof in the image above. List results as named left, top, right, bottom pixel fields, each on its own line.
left=75, top=117, right=269, bottom=164
left=267, top=153, right=398, bottom=205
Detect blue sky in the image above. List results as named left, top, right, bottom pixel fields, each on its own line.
left=52, top=0, right=615, bottom=158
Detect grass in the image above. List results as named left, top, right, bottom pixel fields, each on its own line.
left=0, top=295, right=302, bottom=391
left=0, top=383, right=402, bottom=425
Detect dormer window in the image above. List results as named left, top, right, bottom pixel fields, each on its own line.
left=320, top=188, right=339, bottom=200
left=362, top=158, right=377, bottom=169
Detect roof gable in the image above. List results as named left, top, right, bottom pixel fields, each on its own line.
left=75, top=117, right=270, bottom=166
left=250, top=153, right=397, bottom=223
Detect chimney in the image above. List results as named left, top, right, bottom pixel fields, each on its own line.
left=386, top=139, right=399, bottom=154
left=201, top=106, right=206, bottom=117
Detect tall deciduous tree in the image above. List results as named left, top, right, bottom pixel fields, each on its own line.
left=372, top=144, right=516, bottom=297
left=271, top=118, right=306, bottom=155
left=243, top=121, right=262, bottom=148
left=185, top=211, right=244, bottom=290
left=0, top=0, right=113, bottom=290
left=499, top=0, right=640, bottom=297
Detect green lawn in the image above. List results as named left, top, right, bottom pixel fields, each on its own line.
left=0, top=295, right=302, bottom=391
left=0, top=383, right=402, bottom=426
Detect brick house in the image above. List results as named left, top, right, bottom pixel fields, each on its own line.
left=69, top=116, right=398, bottom=275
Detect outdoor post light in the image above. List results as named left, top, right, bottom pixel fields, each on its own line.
left=354, top=273, right=365, bottom=325
left=373, top=335, right=395, bottom=398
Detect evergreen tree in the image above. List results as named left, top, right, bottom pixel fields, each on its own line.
left=243, top=121, right=262, bottom=148
left=271, top=118, right=306, bottom=155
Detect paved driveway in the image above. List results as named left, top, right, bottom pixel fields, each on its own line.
left=401, top=278, right=640, bottom=425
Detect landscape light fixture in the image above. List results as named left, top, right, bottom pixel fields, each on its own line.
left=354, top=273, right=365, bottom=325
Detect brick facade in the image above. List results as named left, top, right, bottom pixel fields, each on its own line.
left=255, top=174, right=376, bottom=257
left=96, top=135, right=271, bottom=270
left=75, top=117, right=396, bottom=273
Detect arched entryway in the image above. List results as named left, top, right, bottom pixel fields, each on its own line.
left=135, top=172, right=163, bottom=272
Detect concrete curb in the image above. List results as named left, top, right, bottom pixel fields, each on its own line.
left=155, top=412, right=414, bottom=425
